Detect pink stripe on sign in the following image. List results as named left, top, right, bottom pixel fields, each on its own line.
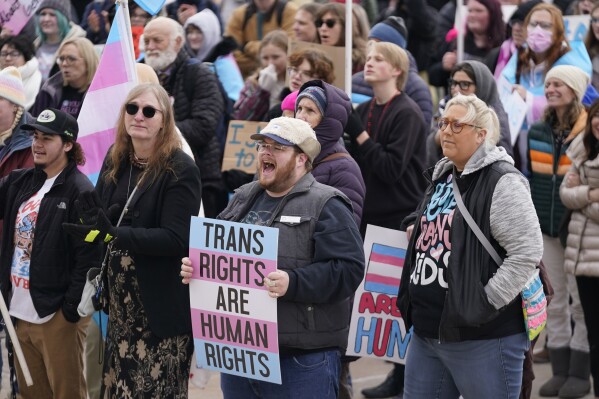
left=365, top=273, right=401, bottom=286
left=77, top=128, right=115, bottom=175
left=89, top=42, right=130, bottom=91
left=191, top=309, right=278, bottom=353
left=189, top=248, right=273, bottom=290
left=370, top=252, right=404, bottom=267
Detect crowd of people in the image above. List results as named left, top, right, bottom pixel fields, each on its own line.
left=0, top=0, right=599, bottom=398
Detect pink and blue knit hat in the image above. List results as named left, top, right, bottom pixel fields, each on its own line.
left=0, top=67, right=26, bottom=108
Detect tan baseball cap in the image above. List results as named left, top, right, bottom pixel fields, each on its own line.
left=251, top=117, right=321, bottom=163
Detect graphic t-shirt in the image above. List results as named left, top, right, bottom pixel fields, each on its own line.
left=60, top=85, right=85, bottom=119
left=240, top=191, right=283, bottom=226
left=409, top=171, right=456, bottom=338
left=10, top=176, right=58, bottom=323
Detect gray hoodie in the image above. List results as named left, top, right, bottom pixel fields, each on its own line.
left=433, top=143, right=543, bottom=309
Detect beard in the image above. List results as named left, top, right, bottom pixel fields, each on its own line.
left=258, top=155, right=298, bottom=195
left=146, top=47, right=178, bottom=71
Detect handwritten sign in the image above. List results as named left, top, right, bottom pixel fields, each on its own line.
left=189, top=217, right=281, bottom=384
left=288, top=40, right=346, bottom=91
left=497, top=75, right=527, bottom=145
left=346, top=225, right=411, bottom=364
left=221, top=121, right=267, bottom=173
left=0, top=0, right=42, bottom=35
left=564, top=15, right=590, bottom=42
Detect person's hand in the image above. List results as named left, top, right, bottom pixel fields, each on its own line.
left=264, top=270, right=289, bottom=298
left=63, top=208, right=117, bottom=244
left=406, top=224, right=414, bottom=241
left=258, top=64, right=278, bottom=92
left=589, top=188, right=599, bottom=203
left=565, top=172, right=581, bottom=188
left=0, top=27, right=13, bottom=38
left=512, top=84, right=527, bottom=101
left=345, top=110, right=366, bottom=141
left=181, top=257, right=194, bottom=284
left=87, top=9, right=101, bottom=33
left=177, top=4, right=197, bottom=25
left=442, top=51, right=457, bottom=71
left=61, top=299, right=80, bottom=323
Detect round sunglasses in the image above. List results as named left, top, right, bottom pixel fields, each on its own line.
left=125, top=103, right=163, bottom=118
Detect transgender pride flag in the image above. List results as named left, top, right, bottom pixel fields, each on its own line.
left=364, top=243, right=405, bottom=296
left=77, top=2, right=138, bottom=184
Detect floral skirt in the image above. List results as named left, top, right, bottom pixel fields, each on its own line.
left=102, top=249, right=193, bottom=399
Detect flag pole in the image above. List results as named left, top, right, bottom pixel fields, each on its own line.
left=345, top=0, right=352, bottom=98
left=0, top=294, right=32, bottom=386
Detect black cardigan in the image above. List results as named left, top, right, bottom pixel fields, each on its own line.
left=96, top=149, right=202, bottom=338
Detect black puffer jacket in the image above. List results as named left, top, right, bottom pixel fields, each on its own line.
left=161, top=50, right=224, bottom=184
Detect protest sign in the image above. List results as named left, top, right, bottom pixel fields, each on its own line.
left=564, top=15, right=590, bottom=42
left=0, top=0, right=41, bottom=35
left=221, top=121, right=268, bottom=174
left=497, top=75, right=527, bottom=146
left=288, top=40, right=346, bottom=91
left=189, top=217, right=281, bottom=384
left=346, top=225, right=411, bottom=364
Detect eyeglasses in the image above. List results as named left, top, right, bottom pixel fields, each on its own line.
left=0, top=51, right=22, bottom=58
left=448, top=79, right=475, bottom=90
left=125, top=103, right=163, bottom=118
left=255, top=142, right=292, bottom=153
left=287, top=67, right=315, bottom=81
left=528, top=21, right=553, bottom=30
left=315, top=18, right=337, bottom=29
left=592, top=18, right=599, bottom=25
left=57, top=55, right=81, bottom=65
left=437, top=118, right=482, bottom=133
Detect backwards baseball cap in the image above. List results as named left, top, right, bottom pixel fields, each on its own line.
left=251, top=117, right=321, bottom=163
left=22, top=108, right=79, bottom=140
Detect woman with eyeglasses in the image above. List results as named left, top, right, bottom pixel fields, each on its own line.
left=31, top=37, right=98, bottom=119
left=67, top=83, right=201, bottom=397
left=232, top=30, right=288, bottom=122
left=33, top=0, right=85, bottom=82
left=500, top=3, right=592, bottom=175
left=527, top=65, right=592, bottom=398
left=427, top=60, right=512, bottom=167
left=585, top=3, right=599, bottom=90
left=559, top=98, right=599, bottom=399
left=314, top=3, right=368, bottom=74
left=398, top=93, right=543, bottom=399
left=0, top=35, right=42, bottom=111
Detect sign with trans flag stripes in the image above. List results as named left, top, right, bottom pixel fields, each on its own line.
left=347, top=225, right=411, bottom=364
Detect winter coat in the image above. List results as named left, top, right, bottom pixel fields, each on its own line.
left=18, top=57, right=42, bottom=111
left=30, top=72, right=85, bottom=118
left=160, top=50, right=224, bottom=185
left=301, top=80, right=366, bottom=226
left=352, top=51, right=432, bottom=126
left=528, top=110, right=587, bottom=236
left=560, top=134, right=599, bottom=276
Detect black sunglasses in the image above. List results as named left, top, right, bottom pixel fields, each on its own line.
left=125, top=103, right=162, bottom=118
left=316, top=18, right=337, bottom=29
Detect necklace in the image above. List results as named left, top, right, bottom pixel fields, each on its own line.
left=129, top=151, right=148, bottom=169
left=367, top=91, right=401, bottom=142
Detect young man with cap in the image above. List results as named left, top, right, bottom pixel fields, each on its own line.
left=0, top=108, right=99, bottom=398
left=181, top=117, right=365, bottom=398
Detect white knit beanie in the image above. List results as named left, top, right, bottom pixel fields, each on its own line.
left=545, top=65, right=590, bottom=103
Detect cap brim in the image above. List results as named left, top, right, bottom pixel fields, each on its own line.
left=250, top=133, right=295, bottom=146
left=21, top=123, right=60, bottom=136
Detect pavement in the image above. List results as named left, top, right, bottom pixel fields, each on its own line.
left=0, top=329, right=594, bottom=398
